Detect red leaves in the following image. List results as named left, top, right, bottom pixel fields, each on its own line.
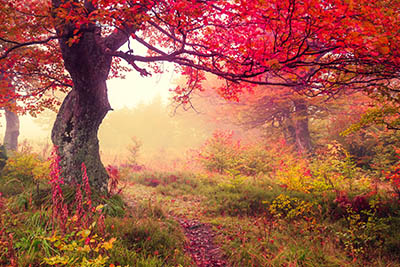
left=0, top=0, right=68, bottom=115
left=106, top=164, right=122, bottom=195
left=385, top=150, right=400, bottom=199
left=2, top=0, right=400, bottom=116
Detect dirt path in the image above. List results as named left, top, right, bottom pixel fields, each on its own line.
left=175, top=217, right=228, bottom=267
left=122, top=182, right=229, bottom=267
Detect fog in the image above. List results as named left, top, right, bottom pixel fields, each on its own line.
left=0, top=72, right=251, bottom=169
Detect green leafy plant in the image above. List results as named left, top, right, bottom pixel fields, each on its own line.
left=268, top=194, right=315, bottom=221
left=336, top=204, right=390, bottom=259
left=1, top=151, right=50, bottom=187
left=43, top=218, right=116, bottom=266
left=198, top=130, right=241, bottom=173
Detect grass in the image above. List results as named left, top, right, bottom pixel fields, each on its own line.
left=1, top=151, right=400, bottom=266
left=124, top=170, right=400, bottom=266
left=0, top=169, right=190, bottom=266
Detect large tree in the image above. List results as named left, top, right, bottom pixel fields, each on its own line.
left=1, top=0, right=399, bottom=190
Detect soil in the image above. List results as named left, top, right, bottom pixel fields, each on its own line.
left=175, top=217, right=229, bottom=267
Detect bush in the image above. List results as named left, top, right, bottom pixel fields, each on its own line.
left=1, top=151, right=50, bottom=188
left=197, top=130, right=241, bottom=173
left=336, top=206, right=390, bottom=259
left=208, top=175, right=280, bottom=216
left=268, top=194, right=316, bottom=221
left=275, top=142, right=371, bottom=194
left=197, top=131, right=285, bottom=176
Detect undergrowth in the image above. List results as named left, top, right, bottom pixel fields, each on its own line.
left=2, top=137, right=400, bottom=266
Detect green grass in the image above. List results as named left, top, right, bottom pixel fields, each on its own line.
left=124, top=170, right=400, bottom=266
left=2, top=159, right=400, bottom=266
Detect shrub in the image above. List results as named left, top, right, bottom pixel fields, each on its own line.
left=275, top=142, right=371, bottom=194
left=1, top=151, right=50, bottom=186
left=336, top=205, right=390, bottom=259
left=127, top=136, right=142, bottom=166
left=310, top=142, right=369, bottom=192
left=197, top=130, right=241, bottom=173
left=197, top=131, right=287, bottom=176
left=268, top=194, right=315, bottom=221
left=275, top=156, right=313, bottom=193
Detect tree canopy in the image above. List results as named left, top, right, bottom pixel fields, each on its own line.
left=1, top=0, right=399, bottom=103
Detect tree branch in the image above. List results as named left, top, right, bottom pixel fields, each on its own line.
left=0, top=36, right=58, bottom=60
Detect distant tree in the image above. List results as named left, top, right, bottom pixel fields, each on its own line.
left=0, top=73, right=19, bottom=151
left=233, top=87, right=313, bottom=153
left=99, top=95, right=218, bottom=157
left=4, top=108, right=19, bottom=151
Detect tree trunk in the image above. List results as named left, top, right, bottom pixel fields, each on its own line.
left=282, top=115, right=296, bottom=146
left=4, top=108, right=19, bottom=151
left=51, top=23, right=113, bottom=191
left=293, top=99, right=312, bottom=153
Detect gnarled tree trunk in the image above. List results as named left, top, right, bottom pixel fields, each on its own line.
left=51, top=20, right=113, bottom=191
left=4, top=107, right=19, bottom=151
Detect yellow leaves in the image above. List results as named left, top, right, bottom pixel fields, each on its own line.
left=101, top=237, right=116, bottom=250
left=3, top=152, right=51, bottom=182
left=379, top=46, right=390, bottom=55
left=44, top=227, right=117, bottom=266
left=268, top=194, right=315, bottom=220
left=343, top=0, right=355, bottom=11
left=32, top=160, right=51, bottom=181
left=95, top=204, right=104, bottom=211
left=66, top=33, right=82, bottom=47
left=71, top=214, right=79, bottom=223
left=43, top=255, right=75, bottom=265
left=77, top=244, right=91, bottom=253
left=78, top=229, right=91, bottom=238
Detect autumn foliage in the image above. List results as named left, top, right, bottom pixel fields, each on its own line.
left=2, top=0, right=400, bottom=265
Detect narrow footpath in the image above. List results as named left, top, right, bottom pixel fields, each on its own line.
left=175, top=217, right=229, bottom=267
left=123, top=182, right=229, bottom=267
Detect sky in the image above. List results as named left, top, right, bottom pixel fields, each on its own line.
left=0, top=67, right=176, bottom=141
left=107, top=65, right=174, bottom=109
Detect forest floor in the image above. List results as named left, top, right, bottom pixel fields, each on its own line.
left=122, top=181, right=229, bottom=266
left=119, top=171, right=400, bottom=267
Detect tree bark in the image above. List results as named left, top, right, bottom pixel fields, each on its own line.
left=283, top=120, right=296, bottom=146
left=293, top=99, right=312, bottom=153
left=4, top=108, right=19, bottom=151
left=51, top=22, right=113, bottom=191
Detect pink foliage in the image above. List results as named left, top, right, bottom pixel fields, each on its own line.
left=49, top=147, right=104, bottom=232
left=49, top=147, right=68, bottom=231
left=81, top=163, right=92, bottom=211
